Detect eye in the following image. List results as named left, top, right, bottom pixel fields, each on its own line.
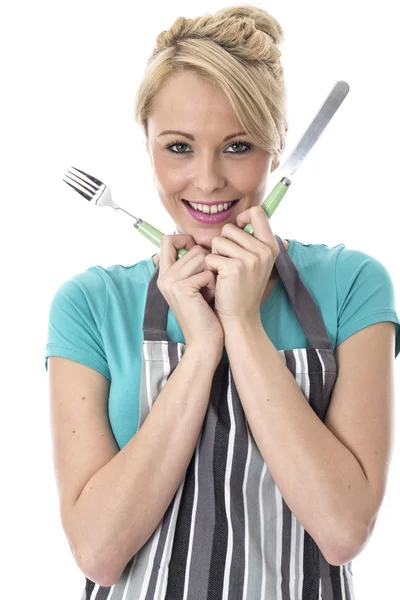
left=165, top=139, right=253, bottom=154
left=225, top=140, right=253, bottom=153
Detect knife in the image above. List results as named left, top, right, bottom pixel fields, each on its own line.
left=242, top=80, right=350, bottom=236
left=118, top=81, right=350, bottom=257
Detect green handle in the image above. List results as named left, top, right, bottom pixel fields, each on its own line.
left=242, top=178, right=290, bottom=236
left=135, top=177, right=290, bottom=260
left=134, top=220, right=188, bottom=260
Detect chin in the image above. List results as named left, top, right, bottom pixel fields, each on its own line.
left=174, top=226, right=215, bottom=249
left=190, top=232, right=217, bottom=251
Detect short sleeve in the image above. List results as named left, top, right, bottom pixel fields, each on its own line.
left=335, top=247, right=400, bottom=359
left=44, top=269, right=111, bottom=380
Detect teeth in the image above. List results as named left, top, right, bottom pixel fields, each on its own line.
left=187, top=200, right=236, bottom=213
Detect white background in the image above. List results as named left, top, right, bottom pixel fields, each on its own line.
left=1, top=0, right=399, bottom=597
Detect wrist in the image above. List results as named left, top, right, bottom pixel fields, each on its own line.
left=222, top=315, right=263, bottom=338
left=185, top=339, right=224, bottom=367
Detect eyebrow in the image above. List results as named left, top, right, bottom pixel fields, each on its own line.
left=157, top=130, right=247, bottom=142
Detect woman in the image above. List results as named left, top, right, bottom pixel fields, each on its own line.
left=45, top=5, right=400, bottom=598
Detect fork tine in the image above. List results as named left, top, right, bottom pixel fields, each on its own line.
left=71, top=166, right=104, bottom=187
left=66, top=171, right=97, bottom=194
left=62, top=178, right=93, bottom=201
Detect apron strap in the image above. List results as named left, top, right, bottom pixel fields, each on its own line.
left=275, top=235, right=332, bottom=350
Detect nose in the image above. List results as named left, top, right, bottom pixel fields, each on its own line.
left=192, top=153, right=226, bottom=196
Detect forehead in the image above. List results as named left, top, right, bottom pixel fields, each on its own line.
left=148, top=72, right=241, bottom=136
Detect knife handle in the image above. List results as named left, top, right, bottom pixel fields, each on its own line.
left=134, top=177, right=291, bottom=259
left=243, top=177, right=291, bottom=236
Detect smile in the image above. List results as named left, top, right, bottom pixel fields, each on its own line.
left=183, top=199, right=239, bottom=224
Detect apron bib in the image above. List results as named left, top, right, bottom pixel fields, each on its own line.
left=83, top=235, right=355, bottom=600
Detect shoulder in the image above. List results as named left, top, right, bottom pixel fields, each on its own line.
left=47, top=267, right=108, bottom=334
left=61, top=257, right=156, bottom=322
left=325, top=242, right=396, bottom=304
left=49, top=266, right=109, bottom=306
left=290, top=238, right=394, bottom=283
left=54, top=256, right=154, bottom=298
left=291, top=239, right=399, bottom=357
left=51, top=256, right=154, bottom=308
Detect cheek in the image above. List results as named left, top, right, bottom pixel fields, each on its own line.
left=154, top=174, right=185, bottom=210
left=153, top=159, right=187, bottom=191
left=230, top=170, right=264, bottom=194
left=227, top=155, right=269, bottom=190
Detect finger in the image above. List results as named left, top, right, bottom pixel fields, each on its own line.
left=236, top=205, right=274, bottom=244
left=209, top=235, right=249, bottom=260
left=200, top=271, right=216, bottom=304
left=204, top=252, right=231, bottom=276
left=159, top=235, right=197, bottom=276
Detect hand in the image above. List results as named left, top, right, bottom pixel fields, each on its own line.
left=204, top=205, right=279, bottom=326
left=157, top=234, right=224, bottom=357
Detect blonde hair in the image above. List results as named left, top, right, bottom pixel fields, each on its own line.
left=133, top=4, right=288, bottom=165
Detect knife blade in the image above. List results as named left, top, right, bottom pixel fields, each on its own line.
left=243, top=80, right=350, bottom=235
left=282, top=80, right=350, bottom=179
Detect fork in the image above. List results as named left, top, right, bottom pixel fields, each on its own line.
left=62, top=166, right=189, bottom=259
left=62, top=166, right=288, bottom=260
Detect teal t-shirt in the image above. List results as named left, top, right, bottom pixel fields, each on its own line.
left=44, top=238, right=400, bottom=450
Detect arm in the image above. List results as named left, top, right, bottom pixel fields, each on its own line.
left=223, top=318, right=395, bottom=566
left=68, top=344, right=221, bottom=587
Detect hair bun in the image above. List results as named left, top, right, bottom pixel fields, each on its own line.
left=155, top=6, right=283, bottom=64
left=214, top=5, right=284, bottom=46
left=136, top=4, right=288, bottom=164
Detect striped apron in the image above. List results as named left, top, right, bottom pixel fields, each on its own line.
left=82, top=234, right=355, bottom=600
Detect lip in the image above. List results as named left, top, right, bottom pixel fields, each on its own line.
left=183, top=199, right=239, bottom=224
left=183, top=199, right=238, bottom=206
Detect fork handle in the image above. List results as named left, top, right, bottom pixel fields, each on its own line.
left=133, top=219, right=187, bottom=259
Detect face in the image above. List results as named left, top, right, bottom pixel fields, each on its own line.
left=146, top=71, right=281, bottom=251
